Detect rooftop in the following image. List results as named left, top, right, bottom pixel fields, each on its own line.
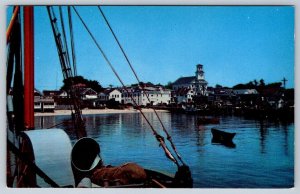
left=173, top=76, right=195, bottom=85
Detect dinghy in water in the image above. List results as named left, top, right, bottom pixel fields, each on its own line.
left=211, top=128, right=236, bottom=148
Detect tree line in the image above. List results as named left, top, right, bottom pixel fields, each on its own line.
left=61, top=76, right=103, bottom=92
left=60, top=76, right=287, bottom=93
left=232, top=79, right=283, bottom=90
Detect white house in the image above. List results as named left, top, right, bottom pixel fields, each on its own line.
left=58, top=88, right=98, bottom=100
left=175, top=88, right=194, bottom=104
left=98, top=88, right=122, bottom=103
left=108, top=89, right=122, bottom=103
left=121, top=88, right=139, bottom=105
left=121, top=86, right=171, bottom=106
left=140, top=89, right=171, bottom=106
left=233, top=89, right=259, bottom=95
left=80, top=88, right=98, bottom=100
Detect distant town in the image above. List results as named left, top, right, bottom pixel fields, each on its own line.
left=19, top=64, right=294, bottom=120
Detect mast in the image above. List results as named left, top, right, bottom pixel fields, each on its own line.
left=23, top=6, right=34, bottom=130
left=47, top=6, right=86, bottom=138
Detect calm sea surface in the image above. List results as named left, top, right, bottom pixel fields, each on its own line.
left=35, top=112, right=294, bottom=188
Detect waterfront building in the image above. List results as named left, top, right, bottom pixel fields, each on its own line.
left=78, top=88, right=98, bottom=100
left=174, top=87, right=194, bottom=104
left=121, top=85, right=171, bottom=106
left=233, top=89, right=259, bottom=95
left=34, top=89, right=56, bottom=112
left=212, top=88, right=236, bottom=107
left=34, top=96, right=56, bottom=112
left=53, top=87, right=98, bottom=108
left=55, top=88, right=98, bottom=100
left=258, top=88, right=286, bottom=110
left=43, top=90, right=61, bottom=97
left=233, top=89, right=259, bottom=107
left=98, top=88, right=122, bottom=103
left=173, top=64, right=208, bottom=96
left=140, top=87, right=171, bottom=106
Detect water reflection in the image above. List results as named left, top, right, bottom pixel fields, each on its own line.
left=211, top=139, right=236, bottom=148
left=195, top=125, right=206, bottom=147
left=256, top=119, right=293, bottom=156
left=34, top=113, right=294, bottom=188
left=258, top=120, right=268, bottom=154
left=282, top=124, right=289, bottom=156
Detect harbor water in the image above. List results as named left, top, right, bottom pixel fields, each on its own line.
left=35, top=112, right=294, bottom=188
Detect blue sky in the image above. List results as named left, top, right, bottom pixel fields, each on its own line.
left=7, top=6, right=295, bottom=90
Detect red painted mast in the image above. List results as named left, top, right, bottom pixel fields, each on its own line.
left=24, top=6, right=34, bottom=130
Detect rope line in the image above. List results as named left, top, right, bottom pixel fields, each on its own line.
left=72, top=6, right=179, bottom=166
left=59, top=6, right=72, bottom=75
left=98, top=6, right=185, bottom=165
left=68, top=7, right=77, bottom=76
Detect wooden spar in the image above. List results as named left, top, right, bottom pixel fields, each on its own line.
left=6, top=6, right=20, bottom=44
left=24, top=6, right=34, bottom=130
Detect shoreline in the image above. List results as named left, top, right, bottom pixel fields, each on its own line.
left=34, top=108, right=169, bottom=116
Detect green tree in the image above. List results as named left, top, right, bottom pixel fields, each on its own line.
left=165, top=81, right=173, bottom=89
left=233, top=83, right=246, bottom=89
left=266, top=82, right=282, bottom=89
left=233, top=81, right=255, bottom=89
left=253, top=79, right=258, bottom=87
left=246, top=81, right=255, bottom=89
left=215, top=84, right=222, bottom=88
left=60, top=76, right=103, bottom=92
left=259, top=79, right=265, bottom=87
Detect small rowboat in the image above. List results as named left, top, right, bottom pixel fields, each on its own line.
left=211, top=128, right=235, bottom=143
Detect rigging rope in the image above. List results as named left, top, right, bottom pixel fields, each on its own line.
left=98, top=6, right=185, bottom=165
left=72, top=6, right=179, bottom=167
left=59, top=6, right=72, bottom=74
left=68, top=7, right=77, bottom=76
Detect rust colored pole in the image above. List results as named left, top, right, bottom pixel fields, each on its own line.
left=6, top=6, right=20, bottom=44
left=24, top=6, right=34, bottom=130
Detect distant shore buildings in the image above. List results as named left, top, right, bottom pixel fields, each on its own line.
left=15, top=64, right=292, bottom=113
